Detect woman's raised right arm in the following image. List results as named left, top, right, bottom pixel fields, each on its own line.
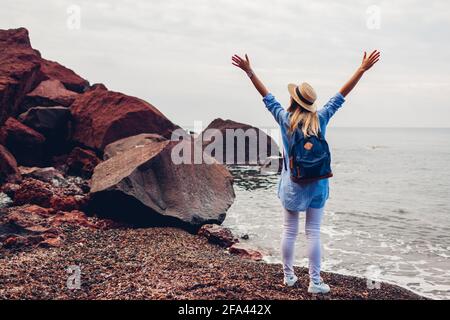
left=232, top=54, right=269, bottom=97
left=232, top=53, right=288, bottom=126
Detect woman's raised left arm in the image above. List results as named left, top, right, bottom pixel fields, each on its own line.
left=339, top=50, right=381, bottom=97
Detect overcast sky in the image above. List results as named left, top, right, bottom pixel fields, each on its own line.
left=1, top=0, right=450, bottom=128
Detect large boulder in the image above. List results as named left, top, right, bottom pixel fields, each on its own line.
left=18, top=106, right=70, bottom=136
left=0, top=144, right=21, bottom=183
left=70, top=86, right=180, bottom=151
left=39, top=58, right=89, bottom=93
left=0, top=117, right=46, bottom=166
left=18, top=106, right=71, bottom=156
left=201, top=118, right=280, bottom=166
left=0, top=27, right=88, bottom=124
left=103, top=133, right=168, bottom=160
left=18, top=106, right=70, bottom=143
left=0, top=28, right=44, bottom=124
left=89, top=134, right=235, bottom=229
left=21, top=79, right=78, bottom=111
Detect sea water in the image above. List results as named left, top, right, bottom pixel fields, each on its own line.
left=223, top=128, right=450, bottom=300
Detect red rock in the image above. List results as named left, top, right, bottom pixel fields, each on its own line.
left=0, top=203, right=113, bottom=250
left=201, top=118, right=280, bottom=165
left=0, top=28, right=44, bottom=124
left=229, top=243, right=264, bottom=261
left=50, top=195, right=86, bottom=212
left=90, top=83, right=107, bottom=90
left=50, top=210, right=98, bottom=229
left=0, top=144, right=21, bottom=183
left=198, top=224, right=238, bottom=248
left=13, top=178, right=53, bottom=208
left=0, top=204, right=54, bottom=249
left=0, top=27, right=88, bottom=124
left=6, top=205, right=53, bottom=229
left=66, top=147, right=101, bottom=178
left=0, top=117, right=46, bottom=166
left=70, top=86, right=179, bottom=150
left=22, top=79, right=78, bottom=110
left=2, top=235, right=45, bottom=248
left=89, top=135, right=235, bottom=228
left=39, top=236, right=63, bottom=248
left=39, top=58, right=89, bottom=93
left=22, top=204, right=54, bottom=217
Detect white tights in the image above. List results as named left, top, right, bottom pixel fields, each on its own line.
left=281, top=206, right=324, bottom=283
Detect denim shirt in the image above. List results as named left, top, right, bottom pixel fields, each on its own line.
left=263, top=92, right=345, bottom=211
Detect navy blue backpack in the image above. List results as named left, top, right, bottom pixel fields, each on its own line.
left=284, top=128, right=333, bottom=184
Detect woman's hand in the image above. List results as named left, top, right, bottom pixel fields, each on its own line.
left=232, top=54, right=252, bottom=73
left=360, top=50, right=380, bottom=72
left=231, top=53, right=269, bottom=97
left=339, top=49, right=381, bottom=97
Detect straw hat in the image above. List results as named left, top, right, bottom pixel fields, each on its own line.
left=287, top=82, right=317, bottom=113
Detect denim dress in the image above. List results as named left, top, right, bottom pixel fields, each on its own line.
left=263, top=92, right=345, bottom=212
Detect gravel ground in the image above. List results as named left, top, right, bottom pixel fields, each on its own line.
left=0, top=226, right=426, bottom=300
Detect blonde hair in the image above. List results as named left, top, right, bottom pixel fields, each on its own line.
left=287, top=98, right=319, bottom=137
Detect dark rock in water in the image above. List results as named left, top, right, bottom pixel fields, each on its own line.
left=198, top=224, right=238, bottom=248
left=229, top=243, right=264, bottom=261
left=103, top=133, right=168, bottom=160
left=0, top=144, right=22, bottom=183
left=70, top=86, right=179, bottom=151
left=66, top=147, right=101, bottom=178
left=201, top=118, right=280, bottom=166
left=39, top=58, right=89, bottom=93
left=89, top=135, right=235, bottom=229
left=0, top=117, right=46, bottom=166
left=240, top=234, right=250, bottom=240
left=0, top=28, right=44, bottom=124
left=21, top=79, right=78, bottom=111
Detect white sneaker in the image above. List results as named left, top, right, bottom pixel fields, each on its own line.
left=308, top=278, right=330, bottom=294
left=283, top=275, right=298, bottom=287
